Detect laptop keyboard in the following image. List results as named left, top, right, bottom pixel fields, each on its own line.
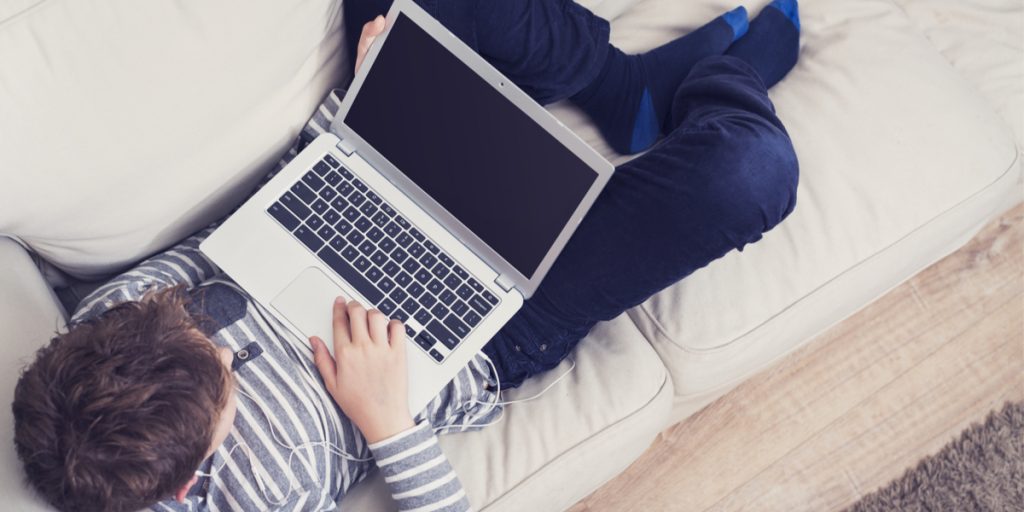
left=266, top=154, right=500, bottom=363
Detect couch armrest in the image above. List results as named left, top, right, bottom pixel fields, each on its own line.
left=0, top=236, right=65, bottom=511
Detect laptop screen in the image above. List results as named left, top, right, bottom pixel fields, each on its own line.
left=343, top=13, right=598, bottom=279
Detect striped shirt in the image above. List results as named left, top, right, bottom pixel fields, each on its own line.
left=68, top=91, right=501, bottom=511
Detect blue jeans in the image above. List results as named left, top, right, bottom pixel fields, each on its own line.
left=345, top=0, right=799, bottom=387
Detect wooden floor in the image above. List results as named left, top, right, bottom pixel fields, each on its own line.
left=570, top=202, right=1024, bottom=512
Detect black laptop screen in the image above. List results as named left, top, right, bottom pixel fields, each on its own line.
left=343, top=13, right=597, bottom=279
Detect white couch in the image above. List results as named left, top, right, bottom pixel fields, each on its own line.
left=1, top=0, right=1020, bottom=510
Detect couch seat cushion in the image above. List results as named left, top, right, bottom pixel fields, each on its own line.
left=343, top=314, right=672, bottom=511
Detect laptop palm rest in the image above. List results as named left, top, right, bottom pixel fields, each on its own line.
left=271, top=267, right=346, bottom=357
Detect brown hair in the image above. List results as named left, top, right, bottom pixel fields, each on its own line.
left=11, top=285, right=230, bottom=512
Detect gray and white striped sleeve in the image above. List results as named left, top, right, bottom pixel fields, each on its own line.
left=368, top=421, right=471, bottom=512
left=69, top=225, right=221, bottom=325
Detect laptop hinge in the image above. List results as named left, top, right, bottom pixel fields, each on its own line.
left=494, top=273, right=516, bottom=293
left=336, top=138, right=356, bottom=156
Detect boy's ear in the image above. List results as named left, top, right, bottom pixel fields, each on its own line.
left=175, top=475, right=199, bottom=503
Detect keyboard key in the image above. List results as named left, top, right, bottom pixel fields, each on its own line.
left=301, top=171, right=325, bottom=191
left=418, top=292, right=437, bottom=309
left=392, top=308, right=409, bottom=322
left=467, top=278, right=483, bottom=293
left=342, top=206, right=360, bottom=222
left=359, top=202, right=377, bottom=217
left=439, top=253, right=455, bottom=267
left=430, top=303, right=449, bottom=320
left=426, top=319, right=460, bottom=348
left=391, top=248, right=409, bottom=264
left=395, top=216, right=410, bottom=229
left=384, top=222, right=402, bottom=237
left=407, top=282, right=425, bottom=299
left=482, top=290, right=499, bottom=305
left=378, top=278, right=396, bottom=293
left=354, top=217, right=372, bottom=232
left=353, top=256, right=371, bottom=272
left=410, top=228, right=425, bottom=242
left=468, top=294, right=493, bottom=315
left=420, top=253, right=437, bottom=269
left=345, top=230, right=364, bottom=246
left=408, top=242, right=425, bottom=258
left=405, top=325, right=416, bottom=338
left=306, top=215, right=324, bottom=231
left=440, top=290, right=457, bottom=305
left=395, top=271, right=413, bottom=287
left=451, top=300, right=469, bottom=317
left=414, top=268, right=432, bottom=284
left=370, top=250, right=388, bottom=266
left=317, top=248, right=383, bottom=304
left=337, top=181, right=354, bottom=196
left=324, top=209, right=341, bottom=226
left=338, top=166, right=353, bottom=179
left=427, top=279, right=444, bottom=295
left=366, top=191, right=382, bottom=204
left=372, top=211, right=389, bottom=226
left=424, top=240, right=439, bottom=254
left=335, top=219, right=353, bottom=235
left=366, top=227, right=384, bottom=242
left=280, top=192, right=311, bottom=219
left=402, top=299, right=418, bottom=314
left=291, top=182, right=317, bottom=203
left=413, top=307, right=434, bottom=323
left=463, top=310, right=482, bottom=327
left=452, top=266, right=469, bottom=280
left=366, top=266, right=383, bottom=283
left=329, top=235, right=346, bottom=252
left=429, top=349, right=444, bottom=362
left=352, top=179, right=368, bottom=192
left=267, top=203, right=300, bottom=230
left=415, top=330, right=436, bottom=351
left=431, top=262, right=449, bottom=280
left=294, top=225, right=324, bottom=251
left=396, top=232, right=413, bottom=248
left=383, top=261, right=400, bottom=275
left=349, top=191, right=366, bottom=207
left=456, top=284, right=474, bottom=300
left=381, top=204, right=396, bottom=216
left=403, top=258, right=421, bottom=276
left=330, top=196, right=349, bottom=212
left=377, top=298, right=396, bottom=315
left=379, top=238, right=396, bottom=253
left=443, top=314, right=470, bottom=338
left=317, top=225, right=335, bottom=242
left=358, top=240, right=375, bottom=256
left=324, top=154, right=340, bottom=168
left=443, top=274, right=461, bottom=290
left=313, top=161, right=331, bottom=176
left=325, top=170, right=343, bottom=187
left=389, top=288, right=408, bottom=304
left=341, top=246, right=359, bottom=261
left=319, top=187, right=337, bottom=202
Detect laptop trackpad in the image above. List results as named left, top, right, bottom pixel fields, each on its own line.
left=270, top=267, right=346, bottom=356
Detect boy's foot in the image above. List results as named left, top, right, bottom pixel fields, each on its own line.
left=725, top=0, right=801, bottom=89
left=572, top=7, right=749, bottom=154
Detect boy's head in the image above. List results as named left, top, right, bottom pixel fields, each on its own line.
left=11, top=285, right=237, bottom=512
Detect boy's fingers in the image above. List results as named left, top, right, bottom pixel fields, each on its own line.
left=347, top=300, right=370, bottom=344
left=310, top=336, right=338, bottom=391
left=332, top=297, right=352, bottom=350
left=387, top=320, right=405, bottom=349
left=367, top=310, right=389, bottom=344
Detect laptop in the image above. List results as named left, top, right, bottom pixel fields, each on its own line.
left=200, top=0, right=613, bottom=416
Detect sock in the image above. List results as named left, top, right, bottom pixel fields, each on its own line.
left=725, top=0, right=801, bottom=89
left=572, top=7, right=748, bottom=154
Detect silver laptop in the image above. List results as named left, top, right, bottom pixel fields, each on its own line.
left=200, top=0, right=613, bottom=416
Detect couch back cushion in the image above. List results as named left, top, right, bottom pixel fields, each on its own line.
left=0, top=0, right=349, bottom=279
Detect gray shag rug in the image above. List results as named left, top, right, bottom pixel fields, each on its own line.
left=846, top=401, right=1023, bottom=512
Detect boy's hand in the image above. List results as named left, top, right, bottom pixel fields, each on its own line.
left=355, top=15, right=386, bottom=74
left=310, top=296, right=414, bottom=443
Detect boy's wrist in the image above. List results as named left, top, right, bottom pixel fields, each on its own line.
left=359, top=412, right=416, bottom=444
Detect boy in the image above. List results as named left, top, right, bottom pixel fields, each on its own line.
left=12, top=0, right=801, bottom=510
